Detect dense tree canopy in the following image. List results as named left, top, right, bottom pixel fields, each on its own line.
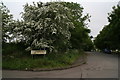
left=60, top=2, right=93, bottom=50
left=4, top=2, right=93, bottom=53
left=0, top=2, right=13, bottom=43
left=13, top=2, right=75, bottom=53
left=94, top=5, right=120, bottom=51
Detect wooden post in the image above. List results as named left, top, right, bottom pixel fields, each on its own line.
left=32, top=54, right=34, bottom=59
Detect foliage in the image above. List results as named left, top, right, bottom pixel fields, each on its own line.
left=83, top=37, right=94, bottom=51
left=1, top=2, right=94, bottom=54
left=2, top=2, right=89, bottom=70
left=12, top=2, right=93, bottom=52
left=60, top=2, right=93, bottom=50
left=2, top=42, right=27, bottom=56
left=3, top=49, right=83, bottom=70
left=13, top=2, right=74, bottom=53
left=94, top=5, right=120, bottom=51
left=0, top=2, right=13, bottom=43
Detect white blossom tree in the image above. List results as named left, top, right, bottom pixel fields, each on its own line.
left=14, top=2, right=74, bottom=53
left=0, top=2, right=13, bottom=43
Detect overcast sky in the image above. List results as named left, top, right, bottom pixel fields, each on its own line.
left=1, top=0, right=119, bottom=37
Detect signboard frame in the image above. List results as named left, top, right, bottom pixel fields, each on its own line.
left=31, top=50, right=46, bottom=55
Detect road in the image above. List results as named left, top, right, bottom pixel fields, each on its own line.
left=2, top=52, right=118, bottom=78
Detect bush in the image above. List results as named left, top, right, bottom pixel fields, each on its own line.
left=2, top=42, right=29, bottom=56
left=3, top=49, right=84, bottom=70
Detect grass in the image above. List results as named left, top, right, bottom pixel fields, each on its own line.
left=2, top=49, right=85, bottom=70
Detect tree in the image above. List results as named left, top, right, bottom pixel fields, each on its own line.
left=13, top=2, right=94, bottom=53
left=14, top=2, right=74, bottom=53
left=0, top=2, right=13, bottom=43
left=94, top=5, right=120, bottom=51
left=60, top=2, right=93, bottom=50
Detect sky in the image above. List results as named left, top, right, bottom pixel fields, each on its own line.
left=1, top=0, right=119, bottom=37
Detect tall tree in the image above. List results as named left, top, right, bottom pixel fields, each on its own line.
left=13, top=2, right=93, bottom=53
left=14, top=2, right=74, bottom=53
left=94, top=5, right=120, bottom=51
left=60, top=2, right=93, bottom=50
left=0, top=2, right=13, bottom=43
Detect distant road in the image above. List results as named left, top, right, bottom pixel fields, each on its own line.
left=3, top=52, right=118, bottom=78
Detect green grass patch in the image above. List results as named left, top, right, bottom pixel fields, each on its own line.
left=2, top=49, right=84, bottom=70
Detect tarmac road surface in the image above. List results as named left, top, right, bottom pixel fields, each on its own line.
left=2, top=52, right=118, bottom=78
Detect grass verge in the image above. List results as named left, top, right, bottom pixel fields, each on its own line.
left=2, top=49, right=85, bottom=70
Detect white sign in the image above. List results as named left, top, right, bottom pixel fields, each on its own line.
left=31, top=50, right=46, bottom=54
